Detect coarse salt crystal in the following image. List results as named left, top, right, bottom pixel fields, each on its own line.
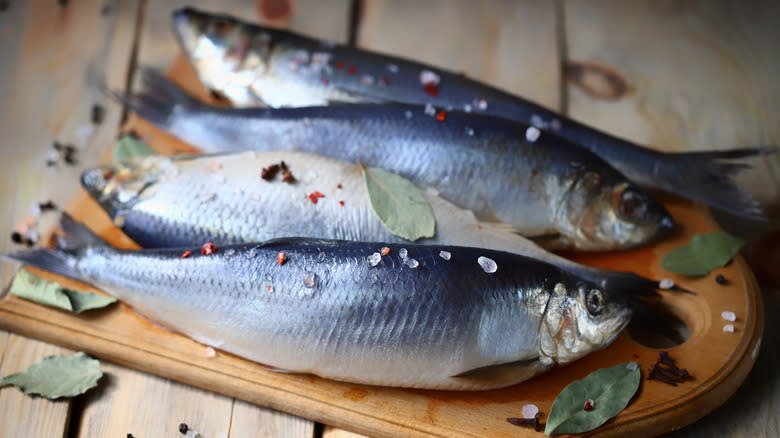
left=424, top=104, right=436, bottom=116
left=404, top=258, right=419, bottom=268
left=463, top=104, right=472, bottom=113
left=368, top=252, right=382, bottom=267
left=525, top=126, right=541, bottom=142
left=439, top=250, right=451, bottom=260
left=387, top=63, right=399, bottom=73
left=626, top=362, right=638, bottom=371
left=399, top=248, right=408, bottom=259
left=302, top=271, right=317, bottom=288
left=723, top=324, right=735, bottom=333
left=721, top=311, right=736, bottom=322
left=419, top=70, right=440, bottom=85
left=521, top=404, right=539, bottom=419
left=659, top=278, right=675, bottom=290
left=464, top=126, right=475, bottom=136
left=474, top=97, right=487, bottom=110
left=478, top=256, right=497, bottom=273
left=404, top=110, right=413, bottom=119
left=204, top=347, right=216, bottom=358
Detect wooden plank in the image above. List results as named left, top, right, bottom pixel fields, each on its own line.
left=229, top=399, right=316, bottom=438
left=75, top=360, right=234, bottom=437
left=563, top=0, right=780, bottom=218
left=0, top=1, right=140, bottom=437
left=323, top=425, right=370, bottom=438
left=563, top=2, right=778, bottom=436
left=0, top=333, right=73, bottom=437
left=358, top=0, right=561, bottom=110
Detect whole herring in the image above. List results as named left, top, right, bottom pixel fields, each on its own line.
left=81, top=151, right=665, bottom=294
left=115, top=69, right=675, bottom=251
left=171, top=7, right=771, bottom=219
left=3, top=215, right=632, bottom=390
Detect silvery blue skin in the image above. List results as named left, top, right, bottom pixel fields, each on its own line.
left=81, top=151, right=665, bottom=295
left=4, top=218, right=632, bottom=390
left=171, top=6, right=770, bottom=220
left=117, top=69, right=675, bottom=251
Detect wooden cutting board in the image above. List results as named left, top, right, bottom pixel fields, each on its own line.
left=0, top=58, right=763, bottom=438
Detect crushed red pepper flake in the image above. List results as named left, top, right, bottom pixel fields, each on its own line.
left=583, top=399, right=594, bottom=411
left=339, top=200, right=345, bottom=206
left=181, top=250, right=192, bottom=259
left=201, top=241, right=217, bottom=255
left=334, top=61, right=344, bottom=69
left=337, top=183, right=342, bottom=189
left=378, top=77, right=389, bottom=86
left=308, top=191, right=326, bottom=204
left=277, top=252, right=286, bottom=265
left=435, top=110, right=447, bottom=121
left=380, top=247, right=390, bottom=256
left=423, top=83, right=439, bottom=97
left=347, top=66, right=357, bottom=74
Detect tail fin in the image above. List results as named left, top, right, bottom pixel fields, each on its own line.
left=1, top=213, right=109, bottom=282
left=667, top=147, right=775, bottom=219
left=110, top=67, right=205, bottom=130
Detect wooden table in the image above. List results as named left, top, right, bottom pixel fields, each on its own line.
left=1, top=1, right=778, bottom=437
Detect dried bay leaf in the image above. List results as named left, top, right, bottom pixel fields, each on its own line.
left=661, top=232, right=744, bottom=276
left=362, top=166, right=435, bottom=241
left=11, top=269, right=116, bottom=313
left=112, top=132, right=155, bottom=162
left=0, top=352, right=102, bottom=399
left=545, top=362, right=640, bottom=435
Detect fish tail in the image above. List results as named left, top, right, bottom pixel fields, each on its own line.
left=111, top=67, right=204, bottom=130
left=667, top=146, right=776, bottom=219
left=1, top=213, right=108, bottom=282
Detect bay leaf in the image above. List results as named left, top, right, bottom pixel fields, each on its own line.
left=0, top=352, right=102, bottom=399
left=362, top=166, right=435, bottom=241
left=11, top=269, right=116, bottom=313
left=112, top=133, right=155, bottom=162
left=545, top=362, right=640, bottom=435
left=660, top=232, right=744, bottom=276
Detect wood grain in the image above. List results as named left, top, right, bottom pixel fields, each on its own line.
left=563, top=0, right=780, bottom=219
left=230, top=399, right=316, bottom=438
left=0, top=333, right=73, bottom=438
left=358, top=0, right=562, bottom=110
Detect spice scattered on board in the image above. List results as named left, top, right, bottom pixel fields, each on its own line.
left=647, top=352, right=693, bottom=386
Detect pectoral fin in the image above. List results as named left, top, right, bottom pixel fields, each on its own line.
left=451, top=358, right=550, bottom=388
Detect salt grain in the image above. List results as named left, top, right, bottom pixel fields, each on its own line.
left=474, top=97, right=487, bottom=110
left=302, top=271, right=317, bottom=288
left=419, top=70, right=440, bottom=86
left=723, top=324, right=735, bottom=333
left=659, top=278, right=675, bottom=290
left=439, top=250, right=451, bottom=260
left=464, top=126, right=475, bottom=136
left=368, top=252, right=382, bottom=267
left=387, top=63, right=399, bottom=74
left=521, top=404, right=539, bottom=419
left=525, top=126, right=541, bottom=142
left=463, top=103, right=472, bottom=113
left=721, top=311, right=736, bottom=322
left=626, top=362, right=638, bottom=371
left=404, top=258, right=419, bottom=268
left=424, top=104, right=436, bottom=116
left=405, top=110, right=413, bottom=119
left=478, top=256, right=497, bottom=273
left=399, top=248, right=408, bottom=259
left=204, top=347, right=216, bottom=358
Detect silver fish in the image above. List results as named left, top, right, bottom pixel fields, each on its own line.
left=80, top=151, right=664, bottom=294
left=4, top=215, right=632, bottom=390
left=115, top=69, right=675, bottom=251
left=172, top=6, right=772, bottom=219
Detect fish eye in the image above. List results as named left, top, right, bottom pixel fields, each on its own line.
left=586, top=289, right=604, bottom=316
left=618, top=188, right=647, bottom=220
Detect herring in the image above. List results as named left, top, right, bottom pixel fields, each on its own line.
left=114, top=69, right=675, bottom=251
left=80, top=151, right=666, bottom=294
left=3, top=215, right=632, bottom=390
left=171, top=6, right=772, bottom=219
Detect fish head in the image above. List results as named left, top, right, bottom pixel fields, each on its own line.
left=558, top=169, right=675, bottom=250
left=80, top=157, right=166, bottom=221
left=172, top=8, right=271, bottom=99
left=539, top=280, right=632, bottom=365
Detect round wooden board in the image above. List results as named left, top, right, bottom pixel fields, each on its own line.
left=0, top=56, right=764, bottom=438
